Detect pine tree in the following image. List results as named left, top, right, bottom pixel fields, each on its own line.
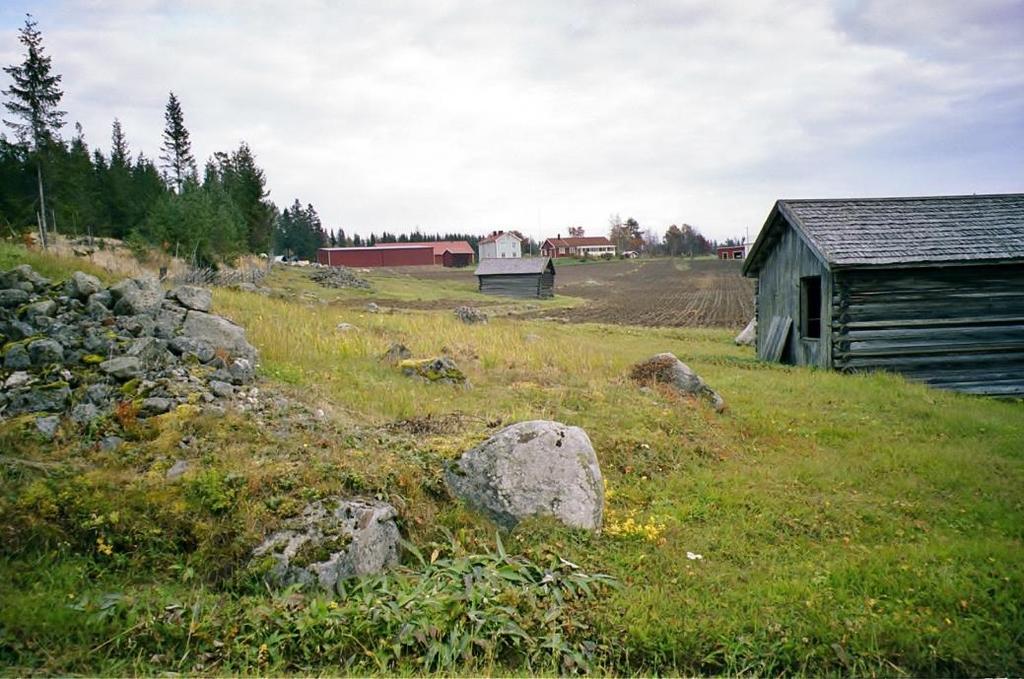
left=159, top=91, right=196, bottom=193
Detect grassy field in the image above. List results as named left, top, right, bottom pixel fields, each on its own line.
left=1, top=245, right=1022, bottom=675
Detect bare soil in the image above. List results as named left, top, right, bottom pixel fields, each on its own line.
left=538, top=257, right=754, bottom=328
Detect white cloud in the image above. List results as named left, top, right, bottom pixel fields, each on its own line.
left=2, top=0, right=1022, bottom=241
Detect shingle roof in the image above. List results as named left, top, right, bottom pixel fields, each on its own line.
left=479, top=232, right=523, bottom=244
left=475, top=257, right=554, bottom=275
left=744, top=193, right=1024, bottom=273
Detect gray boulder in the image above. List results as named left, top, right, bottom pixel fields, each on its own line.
left=2, top=264, right=50, bottom=290
left=629, top=352, right=726, bottom=413
left=28, top=338, right=65, bottom=366
left=70, top=402, right=101, bottom=426
left=252, top=498, right=401, bottom=590
left=126, top=337, right=173, bottom=367
left=6, top=382, right=71, bottom=415
left=168, top=285, right=212, bottom=312
left=139, top=397, right=173, bottom=416
left=111, top=277, right=164, bottom=315
left=169, top=335, right=216, bottom=363
left=21, top=299, right=57, bottom=320
left=735, top=318, right=756, bottom=346
left=100, top=356, right=143, bottom=381
left=0, top=288, right=30, bottom=308
left=180, top=311, right=257, bottom=364
left=66, top=271, right=103, bottom=300
left=3, top=343, right=32, bottom=370
left=380, top=342, right=412, bottom=364
left=445, top=420, right=604, bottom=531
left=166, top=459, right=190, bottom=480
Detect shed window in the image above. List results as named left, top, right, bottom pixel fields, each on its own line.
left=800, top=276, right=822, bottom=339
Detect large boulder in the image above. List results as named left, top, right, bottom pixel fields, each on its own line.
left=630, top=352, right=726, bottom=413
left=66, top=271, right=103, bottom=301
left=5, top=382, right=71, bottom=415
left=100, top=356, right=143, bottom=381
left=1, top=264, right=50, bottom=291
left=445, top=420, right=604, bottom=531
left=111, top=277, right=165, bottom=316
left=252, top=498, right=401, bottom=590
left=168, top=285, right=212, bottom=312
left=735, top=318, right=756, bottom=346
left=0, top=289, right=30, bottom=308
left=180, top=311, right=257, bottom=364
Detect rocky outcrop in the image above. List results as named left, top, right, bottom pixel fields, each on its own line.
left=735, top=318, right=756, bottom=346
left=0, top=265, right=258, bottom=424
left=252, top=498, right=401, bottom=590
left=445, top=420, right=604, bottom=531
left=398, top=357, right=466, bottom=384
left=630, top=352, right=726, bottom=412
left=309, top=266, right=371, bottom=290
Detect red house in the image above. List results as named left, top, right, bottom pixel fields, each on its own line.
left=717, top=244, right=747, bottom=260
left=374, top=241, right=476, bottom=267
left=317, top=246, right=434, bottom=267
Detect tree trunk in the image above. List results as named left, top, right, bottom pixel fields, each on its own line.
left=36, top=163, right=48, bottom=249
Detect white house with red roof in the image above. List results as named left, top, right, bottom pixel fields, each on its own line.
left=541, top=235, right=616, bottom=258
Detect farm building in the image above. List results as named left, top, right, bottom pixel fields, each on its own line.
left=316, top=245, right=434, bottom=267
left=541, top=236, right=616, bottom=258
left=742, top=193, right=1024, bottom=396
left=475, top=258, right=556, bottom=298
left=717, top=244, right=747, bottom=259
left=478, top=231, right=522, bottom=259
left=374, top=241, right=476, bottom=267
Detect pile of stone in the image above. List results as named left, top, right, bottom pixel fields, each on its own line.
left=308, top=266, right=371, bottom=290
left=0, top=264, right=258, bottom=433
left=453, top=306, right=488, bottom=324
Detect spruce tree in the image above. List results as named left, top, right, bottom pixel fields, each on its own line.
left=159, top=91, right=196, bottom=193
left=2, top=14, right=66, bottom=243
left=2, top=15, right=65, bottom=149
left=110, top=118, right=129, bottom=167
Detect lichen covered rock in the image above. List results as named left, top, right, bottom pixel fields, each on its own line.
left=398, top=357, right=466, bottom=384
left=252, top=498, right=401, bottom=590
left=630, top=352, right=726, bottom=413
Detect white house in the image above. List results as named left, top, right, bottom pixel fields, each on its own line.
left=478, top=231, right=522, bottom=259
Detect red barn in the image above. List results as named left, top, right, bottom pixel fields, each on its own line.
left=375, top=241, right=475, bottom=267
left=717, top=244, right=747, bottom=259
left=316, top=246, right=434, bottom=267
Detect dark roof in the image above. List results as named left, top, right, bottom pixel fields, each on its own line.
left=744, top=193, right=1024, bottom=274
left=475, top=257, right=554, bottom=276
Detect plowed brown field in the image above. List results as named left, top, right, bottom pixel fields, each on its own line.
left=541, top=257, right=753, bottom=328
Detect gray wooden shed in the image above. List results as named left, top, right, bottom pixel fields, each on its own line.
left=475, top=257, right=555, bottom=298
left=742, top=193, right=1024, bottom=396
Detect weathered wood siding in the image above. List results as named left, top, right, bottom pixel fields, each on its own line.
left=755, top=219, right=831, bottom=366
left=832, top=263, right=1024, bottom=395
left=478, top=273, right=554, bottom=298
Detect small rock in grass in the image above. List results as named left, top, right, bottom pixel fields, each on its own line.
left=35, top=415, right=60, bottom=439
left=335, top=322, right=358, bottom=332
left=139, top=397, right=173, bottom=417
left=380, top=343, right=412, bottom=364
left=365, top=302, right=380, bottom=313
left=70, top=402, right=100, bottom=426
left=398, top=357, right=466, bottom=384
left=166, top=459, right=190, bottom=480
left=629, top=352, right=726, bottom=413
left=454, top=306, right=488, bottom=324
left=100, top=435, right=124, bottom=451
left=735, top=318, right=756, bottom=346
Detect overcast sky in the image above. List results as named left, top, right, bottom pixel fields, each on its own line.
left=2, top=1, right=1022, bottom=242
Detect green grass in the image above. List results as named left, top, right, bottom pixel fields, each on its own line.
left=1, top=243, right=1022, bottom=675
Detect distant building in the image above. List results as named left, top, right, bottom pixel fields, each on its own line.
left=475, top=257, right=556, bottom=298
left=541, top=235, right=616, bottom=258
left=478, top=231, right=522, bottom=259
left=317, top=246, right=434, bottom=267
left=717, top=244, right=747, bottom=259
left=374, top=241, right=475, bottom=267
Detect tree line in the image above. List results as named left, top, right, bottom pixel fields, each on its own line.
left=0, top=15, right=323, bottom=266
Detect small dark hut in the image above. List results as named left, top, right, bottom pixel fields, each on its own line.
left=742, top=193, right=1024, bottom=396
left=475, top=257, right=555, bottom=298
